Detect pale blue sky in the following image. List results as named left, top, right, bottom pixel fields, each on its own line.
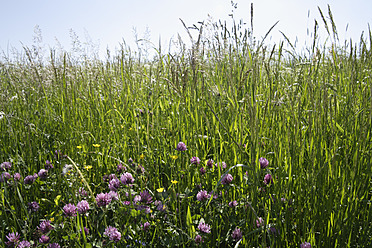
left=1, top=0, right=371, bottom=59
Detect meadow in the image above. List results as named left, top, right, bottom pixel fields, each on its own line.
left=0, top=9, right=371, bottom=248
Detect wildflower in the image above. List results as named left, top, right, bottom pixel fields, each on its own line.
left=216, top=161, right=227, bottom=169
left=5, top=232, right=20, bottom=247
left=199, top=167, right=206, bottom=175
left=139, top=154, right=145, bottom=160
left=136, top=164, right=145, bottom=174
left=157, top=187, right=164, bottom=193
left=259, top=157, right=269, bottom=169
left=13, top=173, right=21, bottom=182
left=62, top=164, right=73, bottom=175
left=45, top=160, right=53, bottom=170
left=170, top=155, right=178, bottom=160
left=256, top=217, right=264, bottom=228
left=76, top=146, right=82, bottom=149
left=39, top=235, right=50, bottom=244
left=38, top=220, right=54, bottom=234
left=123, top=201, right=131, bottom=206
left=190, top=156, right=201, bottom=165
left=155, top=201, right=166, bottom=212
left=0, top=172, right=11, bottom=182
left=28, top=201, right=39, bottom=212
left=196, top=190, right=210, bottom=201
left=109, top=178, right=121, bottom=191
left=231, top=227, right=243, bottom=241
left=221, top=173, right=233, bottom=185
left=80, top=227, right=89, bottom=235
left=139, top=190, right=153, bottom=204
left=93, top=144, right=100, bottom=147
left=78, top=187, right=88, bottom=197
left=120, top=172, right=134, bottom=185
left=47, top=243, right=61, bottom=248
left=104, top=226, right=121, bottom=243
left=206, top=159, right=214, bottom=168
left=77, top=200, right=90, bottom=215
left=142, top=222, right=150, bottom=231
left=171, top=180, right=178, bottom=184
left=197, top=222, right=211, bottom=233
left=176, top=142, right=187, bottom=151
left=264, top=174, right=273, bottom=185
left=1, top=161, right=12, bottom=171
left=84, top=165, right=92, bottom=171
left=96, top=193, right=111, bottom=207
left=117, top=163, right=125, bottom=173
left=108, top=191, right=119, bottom=201
left=128, top=158, right=134, bottom=164
left=18, top=240, right=31, bottom=248
left=229, top=200, right=238, bottom=208
left=300, top=242, right=311, bottom=248
left=63, top=203, right=77, bottom=217
left=38, top=169, right=48, bottom=180
left=195, top=234, right=203, bottom=244
left=23, top=175, right=35, bottom=185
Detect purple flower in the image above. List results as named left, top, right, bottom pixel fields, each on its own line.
left=63, top=203, right=77, bottom=217
left=196, top=190, right=210, bottom=201
left=77, top=200, right=90, bottom=215
left=123, top=200, right=131, bottom=206
left=229, top=200, right=238, bottom=208
left=190, top=157, right=201, bottom=165
left=300, top=242, right=311, bottom=248
left=80, top=227, right=90, bottom=235
left=96, top=192, right=112, bottom=207
left=108, top=191, right=119, bottom=201
left=120, top=172, right=134, bottom=185
left=78, top=187, right=88, bottom=197
left=142, top=221, right=150, bottom=231
left=109, top=178, right=120, bottom=191
left=117, top=163, right=126, bottom=173
left=176, top=142, right=187, bottom=151
left=195, top=234, right=203, bottom=244
left=45, top=160, right=53, bottom=170
left=104, top=226, right=121, bottom=243
left=39, top=235, right=50, bottom=244
left=24, top=175, right=36, bottom=185
left=28, top=201, right=39, bottom=212
left=155, top=201, right=166, bottom=212
left=259, top=157, right=269, bottom=169
left=216, top=161, right=227, bottom=169
left=231, top=227, right=242, bottom=241
left=38, top=169, right=48, bottom=180
left=1, top=161, right=12, bottom=171
left=221, top=173, right=233, bottom=185
left=18, top=240, right=31, bottom=248
left=199, top=167, right=206, bottom=175
left=47, top=243, right=61, bottom=248
left=38, top=220, right=54, bottom=234
left=0, top=172, right=11, bottom=182
left=5, top=232, right=20, bottom=247
left=139, top=190, right=153, bottom=204
left=206, top=159, right=214, bottom=168
left=256, top=217, right=264, bottom=228
left=197, top=222, right=211, bottom=233
left=264, top=174, right=273, bottom=185
left=128, top=158, right=134, bottom=164
left=13, top=173, right=21, bottom=182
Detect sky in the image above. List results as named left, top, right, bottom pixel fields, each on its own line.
left=1, top=0, right=371, bottom=59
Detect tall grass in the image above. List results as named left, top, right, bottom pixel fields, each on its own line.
left=0, top=7, right=371, bottom=247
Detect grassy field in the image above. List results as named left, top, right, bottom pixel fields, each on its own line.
left=1, top=10, right=371, bottom=248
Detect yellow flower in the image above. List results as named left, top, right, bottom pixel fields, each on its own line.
left=171, top=180, right=178, bottom=184
left=157, top=188, right=164, bottom=193
left=93, top=144, right=100, bottom=148
left=76, top=146, right=82, bottom=149
left=129, top=127, right=133, bottom=131
left=139, top=154, right=145, bottom=160
left=50, top=217, right=54, bottom=222
left=84, top=165, right=92, bottom=171
left=170, top=155, right=178, bottom=160
left=121, top=125, right=124, bottom=129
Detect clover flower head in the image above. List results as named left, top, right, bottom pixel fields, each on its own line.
left=77, top=200, right=90, bottom=215
left=0, top=172, right=11, bottom=182
left=195, top=234, right=203, bottom=244
left=38, top=220, right=54, bottom=234
left=109, top=178, right=120, bottom=191
left=18, top=240, right=31, bottom=248
left=196, top=190, right=210, bottom=201
left=38, top=169, right=48, bottom=180
left=231, top=227, right=243, bottom=241
left=45, top=160, right=54, bottom=170
left=63, top=203, right=77, bottom=217
left=139, top=190, right=153, bottom=204
left=264, top=174, right=273, bottom=185
left=28, top=201, right=39, bottom=212
left=300, top=242, right=311, bottom=248
left=120, top=172, right=134, bottom=185
left=142, top=221, right=150, bottom=231
left=1, top=161, right=12, bottom=171
left=47, top=243, right=61, bottom=248
left=5, top=232, right=20, bottom=247
left=229, top=200, right=238, bottom=208
left=176, top=142, right=187, bottom=151
left=104, top=226, right=121, bottom=243
left=259, top=157, right=269, bottom=169
left=39, top=235, right=50, bottom=244
left=96, top=192, right=111, bottom=207
left=197, top=222, right=211, bottom=233
left=190, top=156, right=201, bottom=165
left=221, top=173, right=233, bottom=185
